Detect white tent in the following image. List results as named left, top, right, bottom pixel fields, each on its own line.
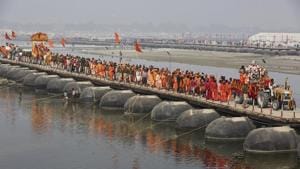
left=248, top=33, right=300, bottom=48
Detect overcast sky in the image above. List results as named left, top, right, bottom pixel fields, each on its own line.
left=1, top=0, right=299, bottom=30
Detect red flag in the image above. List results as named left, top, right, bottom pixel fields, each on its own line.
left=48, top=39, right=54, bottom=48
left=5, top=33, right=12, bottom=40
left=134, top=41, right=142, bottom=53
left=11, top=31, right=16, bottom=39
left=60, top=38, right=66, bottom=47
left=114, top=32, right=121, bottom=44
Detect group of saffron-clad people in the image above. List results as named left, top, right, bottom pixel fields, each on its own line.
left=1, top=43, right=273, bottom=104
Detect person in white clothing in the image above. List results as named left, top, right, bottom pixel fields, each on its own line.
left=155, top=72, right=162, bottom=89
left=135, top=68, right=142, bottom=84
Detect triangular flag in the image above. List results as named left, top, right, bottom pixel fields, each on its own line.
left=60, top=38, right=66, bottom=47
left=5, top=33, right=12, bottom=40
left=11, top=31, right=16, bottom=39
left=134, top=41, right=142, bottom=53
left=114, top=32, right=121, bottom=44
left=48, top=39, right=54, bottom=48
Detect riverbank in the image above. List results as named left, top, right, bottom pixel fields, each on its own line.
left=80, top=48, right=300, bottom=75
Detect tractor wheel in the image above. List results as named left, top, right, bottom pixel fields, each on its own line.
left=272, top=100, right=281, bottom=110
left=235, top=93, right=244, bottom=104
left=257, top=91, right=270, bottom=108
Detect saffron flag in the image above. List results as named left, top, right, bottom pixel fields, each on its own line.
left=48, top=39, right=54, bottom=48
left=5, top=33, right=12, bottom=40
left=134, top=41, right=142, bottom=53
left=60, top=38, right=66, bottom=47
left=114, top=32, right=121, bottom=44
left=11, top=31, right=16, bottom=39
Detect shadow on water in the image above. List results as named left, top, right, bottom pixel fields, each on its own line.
left=0, top=85, right=299, bottom=169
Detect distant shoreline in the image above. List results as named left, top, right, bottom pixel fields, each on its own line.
left=79, top=48, right=300, bottom=75
left=68, top=40, right=300, bottom=56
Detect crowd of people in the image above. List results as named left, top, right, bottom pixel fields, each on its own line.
left=0, top=43, right=23, bottom=60
left=0, top=43, right=273, bottom=105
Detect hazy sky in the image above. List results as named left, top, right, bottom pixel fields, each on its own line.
left=1, top=0, right=300, bottom=30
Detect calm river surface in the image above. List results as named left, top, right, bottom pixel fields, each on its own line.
left=0, top=85, right=299, bottom=169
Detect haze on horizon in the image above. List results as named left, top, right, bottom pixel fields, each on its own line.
left=1, top=0, right=300, bottom=32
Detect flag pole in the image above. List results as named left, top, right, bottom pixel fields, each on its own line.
left=167, top=51, right=172, bottom=71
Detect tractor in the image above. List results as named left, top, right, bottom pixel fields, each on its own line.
left=231, top=62, right=296, bottom=111
left=257, top=79, right=296, bottom=110
left=272, top=86, right=296, bottom=110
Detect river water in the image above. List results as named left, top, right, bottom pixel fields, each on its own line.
left=0, top=86, right=299, bottom=169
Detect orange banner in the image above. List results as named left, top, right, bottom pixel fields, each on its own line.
left=114, top=32, right=121, bottom=44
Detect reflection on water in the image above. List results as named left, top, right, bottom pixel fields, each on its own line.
left=0, top=86, right=299, bottom=169
left=245, top=153, right=298, bottom=169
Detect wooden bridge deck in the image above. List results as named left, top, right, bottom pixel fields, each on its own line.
left=1, top=58, right=299, bottom=127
